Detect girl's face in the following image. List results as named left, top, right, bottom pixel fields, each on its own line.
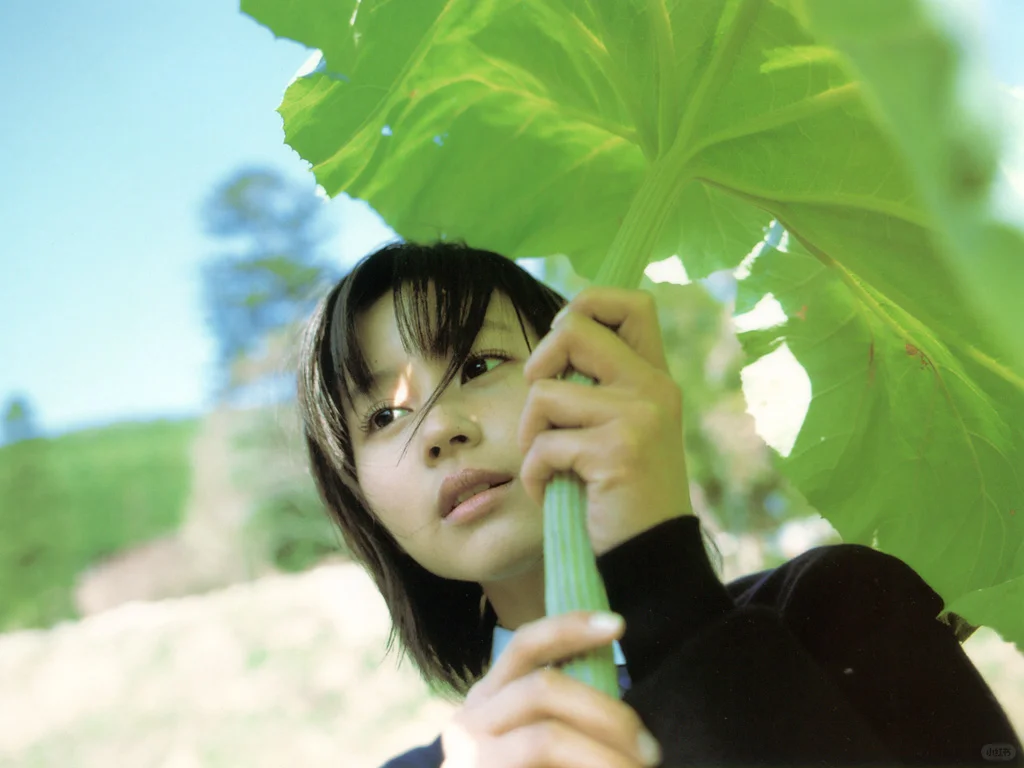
left=341, top=285, right=547, bottom=619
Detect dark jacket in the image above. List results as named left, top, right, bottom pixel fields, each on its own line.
left=381, top=515, right=1022, bottom=767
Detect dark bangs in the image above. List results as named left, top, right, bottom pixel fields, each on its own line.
left=329, top=239, right=566, bottom=456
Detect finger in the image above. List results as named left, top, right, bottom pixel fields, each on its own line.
left=517, top=379, right=645, bottom=458
left=499, top=717, right=656, bottom=768
left=525, top=306, right=671, bottom=389
left=526, top=308, right=625, bottom=387
left=519, top=422, right=644, bottom=508
left=540, top=287, right=669, bottom=377
left=469, top=611, right=625, bottom=703
left=476, top=670, right=650, bottom=757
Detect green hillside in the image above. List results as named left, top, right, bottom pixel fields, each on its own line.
left=0, top=417, right=199, bottom=632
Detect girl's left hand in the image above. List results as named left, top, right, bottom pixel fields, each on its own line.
left=517, top=286, right=693, bottom=557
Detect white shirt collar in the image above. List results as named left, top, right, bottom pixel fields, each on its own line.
left=491, top=624, right=627, bottom=669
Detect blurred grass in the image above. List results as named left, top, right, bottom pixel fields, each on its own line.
left=247, top=485, right=345, bottom=573
left=0, top=417, right=199, bottom=632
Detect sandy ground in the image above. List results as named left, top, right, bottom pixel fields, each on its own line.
left=0, top=561, right=457, bottom=768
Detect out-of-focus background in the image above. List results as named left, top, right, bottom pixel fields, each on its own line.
left=1, top=2, right=1022, bottom=766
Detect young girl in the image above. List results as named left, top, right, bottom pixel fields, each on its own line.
left=297, top=240, right=1021, bottom=767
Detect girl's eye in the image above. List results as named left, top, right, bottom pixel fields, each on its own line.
left=460, top=348, right=508, bottom=384
left=358, top=349, right=511, bottom=435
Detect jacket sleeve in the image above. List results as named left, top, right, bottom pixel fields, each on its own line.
left=595, top=515, right=1023, bottom=767
left=765, top=541, right=1023, bottom=765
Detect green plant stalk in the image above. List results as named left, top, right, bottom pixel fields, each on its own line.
left=544, top=141, right=693, bottom=698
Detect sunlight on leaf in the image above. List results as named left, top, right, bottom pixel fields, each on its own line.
left=737, top=236, right=1024, bottom=609
left=643, top=255, right=690, bottom=286
left=740, top=342, right=811, bottom=459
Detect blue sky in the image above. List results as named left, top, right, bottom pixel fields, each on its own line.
left=1, top=0, right=1022, bottom=436
left=0, top=0, right=397, bottom=435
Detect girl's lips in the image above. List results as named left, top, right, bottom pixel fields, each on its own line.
left=438, top=469, right=515, bottom=517
left=442, top=480, right=513, bottom=525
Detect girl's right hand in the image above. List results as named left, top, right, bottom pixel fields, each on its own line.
left=440, top=611, right=662, bottom=768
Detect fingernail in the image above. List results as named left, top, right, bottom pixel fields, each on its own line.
left=636, top=730, right=662, bottom=766
left=588, top=612, right=624, bottom=633
left=551, top=305, right=571, bottom=326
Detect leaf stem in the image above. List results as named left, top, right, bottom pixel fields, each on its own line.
left=671, top=0, right=761, bottom=155
left=581, top=8, right=659, bottom=161
left=650, top=0, right=679, bottom=157
left=595, top=136, right=696, bottom=287
left=543, top=116, right=697, bottom=699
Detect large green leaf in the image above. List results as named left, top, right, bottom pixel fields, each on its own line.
left=241, top=0, right=1024, bottom=647
left=796, top=0, right=1024, bottom=375
left=242, top=0, right=1022, bottom=358
left=736, top=231, right=1024, bottom=648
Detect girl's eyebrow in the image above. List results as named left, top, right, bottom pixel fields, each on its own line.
left=360, top=318, right=518, bottom=401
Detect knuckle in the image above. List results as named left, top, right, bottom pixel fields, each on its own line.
left=534, top=667, right=562, bottom=693
left=555, top=319, right=578, bottom=343
left=523, top=381, right=552, bottom=417
left=532, top=378, right=555, bottom=397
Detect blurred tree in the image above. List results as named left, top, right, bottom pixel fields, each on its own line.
left=2, top=394, right=40, bottom=445
left=201, top=167, right=342, bottom=401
